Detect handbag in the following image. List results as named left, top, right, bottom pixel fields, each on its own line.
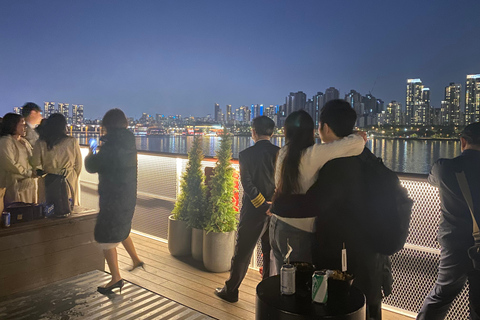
left=455, top=171, right=480, bottom=270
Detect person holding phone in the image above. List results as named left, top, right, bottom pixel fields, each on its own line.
left=85, top=108, right=143, bottom=294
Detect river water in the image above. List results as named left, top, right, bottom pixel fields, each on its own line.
left=75, top=134, right=461, bottom=174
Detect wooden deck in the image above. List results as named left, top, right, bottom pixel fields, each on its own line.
left=111, top=233, right=413, bottom=320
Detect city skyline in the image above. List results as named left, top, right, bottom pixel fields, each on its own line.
left=15, top=71, right=478, bottom=130
left=1, top=1, right=479, bottom=119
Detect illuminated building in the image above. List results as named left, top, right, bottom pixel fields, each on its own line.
left=72, top=104, right=84, bottom=125
left=58, top=103, right=70, bottom=123
left=44, top=101, right=56, bottom=118
left=386, top=101, right=402, bottom=125
left=214, top=103, right=222, bottom=123
left=226, top=105, right=232, bottom=123
left=443, top=83, right=462, bottom=126
left=345, top=90, right=364, bottom=116
left=313, top=92, right=324, bottom=127
left=405, top=79, right=424, bottom=125
left=465, top=74, right=480, bottom=124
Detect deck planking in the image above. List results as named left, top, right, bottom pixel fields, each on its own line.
left=105, top=233, right=414, bottom=320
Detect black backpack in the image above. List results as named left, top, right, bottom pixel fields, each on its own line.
left=359, top=149, right=413, bottom=255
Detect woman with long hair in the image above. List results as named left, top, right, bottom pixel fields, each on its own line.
left=270, top=110, right=365, bottom=271
left=31, top=113, right=82, bottom=205
left=0, top=113, right=36, bottom=205
left=85, top=108, right=143, bottom=294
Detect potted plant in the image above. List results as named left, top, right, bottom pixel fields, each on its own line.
left=185, top=137, right=207, bottom=261
left=168, top=136, right=206, bottom=256
left=203, top=130, right=238, bottom=272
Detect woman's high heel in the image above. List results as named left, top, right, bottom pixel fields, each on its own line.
left=97, top=279, right=124, bottom=295
left=129, top=261, right=145, bottom=272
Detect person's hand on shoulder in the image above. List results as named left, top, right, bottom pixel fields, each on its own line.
left=354, top=130, right=367, bottom=143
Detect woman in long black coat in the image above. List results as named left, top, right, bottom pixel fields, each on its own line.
left=85, top=108, right=143, bottom=294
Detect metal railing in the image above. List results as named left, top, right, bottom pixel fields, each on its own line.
left=79, top=147, right=468, bottom=319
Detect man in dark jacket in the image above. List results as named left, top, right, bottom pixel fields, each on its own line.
left=21, top=102, right=43, bottom=147
left=272, top=100, right=391, bottom=320
left=215, top=116, right=279, bottom=303
left=417, top=122, right=480, bottom=320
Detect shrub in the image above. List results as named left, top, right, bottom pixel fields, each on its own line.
left=172, top=136, right=207, bottom=228
left=204, top=130, right=238, bottom=233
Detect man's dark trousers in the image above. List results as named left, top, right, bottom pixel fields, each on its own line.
left=222, top=139, right=278, bottom=294
left=417, top=149, right=480, bottom=320
left=225, top=209, right=270, bottom=292
left=417, top=245, right=480, bottom=319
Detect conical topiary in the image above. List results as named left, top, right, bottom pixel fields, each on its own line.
left=204, top=130, right=238, bottom=233
left=172, top=136, right=207, bottom=227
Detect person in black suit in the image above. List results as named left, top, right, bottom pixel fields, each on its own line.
left=215, top=116, right=279, bottom=303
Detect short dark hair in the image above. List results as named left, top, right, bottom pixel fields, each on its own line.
left=0, top=113, right=22, bottom=136
left=102, top=108, right=128, bottom=131
left=21, top=102, right=41, bottom=118
left=461, top=122, right=480, bottom=146
left=320, top=99, right=357, bottom=137
left=252, top=116, right=275, bottom=136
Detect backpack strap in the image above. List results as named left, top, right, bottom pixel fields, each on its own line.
left=455, top=171, right=480, bottom=242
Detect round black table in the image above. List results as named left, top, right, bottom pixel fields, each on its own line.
left=256, top=275, right=366, bottom=320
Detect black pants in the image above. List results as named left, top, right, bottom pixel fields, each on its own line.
left=225, top=213, right=270, bottom=292
left=417, top=245, right=480, bottom=320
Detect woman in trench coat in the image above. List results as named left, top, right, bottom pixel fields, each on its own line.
left=31, top=113, right=82, bottom=206
left=0, top=113, right=36, bottom=205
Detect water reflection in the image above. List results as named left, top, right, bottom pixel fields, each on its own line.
left=76, top=134, right=461, bottom=174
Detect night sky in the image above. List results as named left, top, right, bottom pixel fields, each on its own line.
left=1, top=0, right=479, bottom=120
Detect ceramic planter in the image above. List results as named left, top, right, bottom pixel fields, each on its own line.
left=203, top=230, right=235, bottom=272
left=167, top=215, right=192, bottom=256
left=191, top=228, right=204, bottom=261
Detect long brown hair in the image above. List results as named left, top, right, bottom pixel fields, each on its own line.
left=275, top=110, right=315, bottom=197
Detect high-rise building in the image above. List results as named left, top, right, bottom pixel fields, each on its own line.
left=58, top=103, right=70, bottom=123
left=376, top=99, right=385, bottom=114
left=263, top=105, right=276, bottom=119
left=313, top=92, right=324, bottom=127
left=72, top=104, right=84, bottom=125
left=13, top=107, right=21, bottom=115
left=345, top=90, right=364, bottom=115
left=324, top=87, right=340, bottom=104
left=405, top=79, right=424, bottom=125
left=414, top=87, right=431, bottom=126
left=249, top=104, right=264, bottom=120
left=363, top=93, right=376, bottom=114
left=386, top=101, right=402, bottom=125
left=226, top=105, right=232, bottom=123
left=305, top=99, right=314, bottom=120
left=44, top=102, right=55, bottom=118
left=285, top=91, right=306, bottom=116
left=214, top=103, right=222, bottom=122
left=444, top=83, right=462, bottom=126
left=465, top=74, right=480, bottom=124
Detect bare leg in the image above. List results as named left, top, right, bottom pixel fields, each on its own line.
left=103, top=248, right=122, bottom=287
left=122, top=235, right=143, bottom=266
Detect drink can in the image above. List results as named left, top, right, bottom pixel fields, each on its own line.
left=1, top=212, right=11, bottom=228
left=280, top=264, right=295, bottom=295
left=312, top=270, right=328, bottom=303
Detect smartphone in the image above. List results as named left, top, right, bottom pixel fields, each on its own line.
left=89, top=138, right=98, bottom=154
